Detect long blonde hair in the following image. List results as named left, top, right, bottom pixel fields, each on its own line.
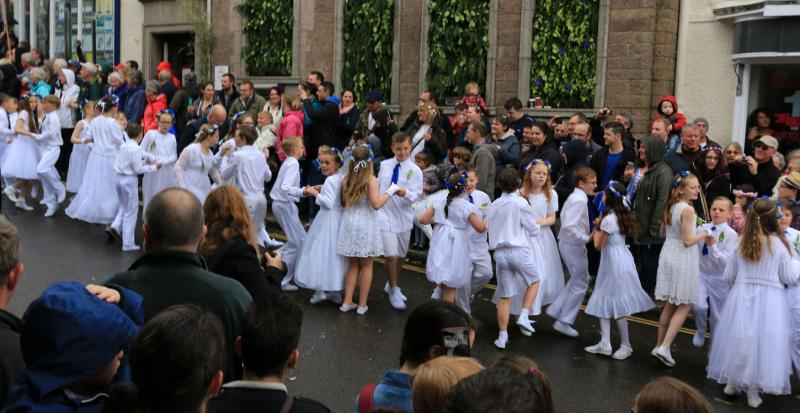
left=341, top=145, right=374, bottom=208
left=739, top=198, right=790, bottom=261
left=662, top=172, right=697, bottom=226
left=520, top=160, right=553, bottom=202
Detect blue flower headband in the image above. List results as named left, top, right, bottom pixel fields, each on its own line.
left=444, top=171, right=469, bottom=195
left=328, top=147, right=344, bottom=164
left=607, top=180, right=622, bottom=198
left=79, top=98, right=89, bottom=107
left=672, top=170, right=690, bottom=188
left=755, top=195, right=783, bottom=219
left=157, top=108, right=175, bottom=120
left=195, top=123, right=219, bottom=138
left=526, top=158, right=551, bottom=172
left=22, top=92, right=41, bottom=100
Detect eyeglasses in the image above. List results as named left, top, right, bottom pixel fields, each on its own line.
left=754, top=143, right=770, bottom=150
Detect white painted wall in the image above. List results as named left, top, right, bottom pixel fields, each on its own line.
left=120, top=0, right=144, bottom=64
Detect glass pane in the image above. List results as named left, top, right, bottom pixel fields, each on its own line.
left=747, top=64, right=800, bottom=152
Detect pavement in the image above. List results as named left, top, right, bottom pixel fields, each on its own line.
left=2, top=198, right=799, bottom=412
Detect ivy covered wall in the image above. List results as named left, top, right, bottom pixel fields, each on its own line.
left=341, top=0, right=395, bottom=104
left=426, top=0, right=489, bottom=99
left=237, top=0, right=293, bottom=77
left=530, top=0, right=599, bottom=108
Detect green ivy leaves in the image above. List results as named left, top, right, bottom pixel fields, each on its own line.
left=237, top=0, right=293, bottom=76
left=530, top=0, right=599, bottom=108
left=342, top=0, right=395, bottom=104
left=427, top=0, right=489, bottom=99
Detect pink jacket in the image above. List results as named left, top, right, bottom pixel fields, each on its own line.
left=276, top=110, right=304, bottom=161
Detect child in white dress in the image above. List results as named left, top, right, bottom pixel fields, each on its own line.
left=3, top=95, right=41, bottom=210
left=708, top=198, right=800, bottom=408
left=66, top=100, right=95, bottom=194
left=692, top=197, right=738, bottom=348
left=652, top=172, right=708, bottom=367
left=420, top=171, right=487, bottom=303
left=295, top=148, right=348, bottom=305
left=777, top=202, right=800, bottom=385
left=66, top=95, right=126, bottom=224
left=336, top=144, right=394, bottom=315
left=455, top=168, right=493, bottom=315
left=269, top=137, right=307, bottom=291
left=0, top=97, right=19, bottom=199
left=583, top=181, right=654, bottom=360
left=489, top=168, right=542, bottom=349
left=174, top=124, right=221, bottom=203
left=140, top=110, right=178, bottom=211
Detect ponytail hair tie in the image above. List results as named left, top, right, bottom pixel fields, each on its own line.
left=527, top=368, right=539, bottom=377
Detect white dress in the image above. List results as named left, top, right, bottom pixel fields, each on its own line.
left=66, top=116, right=125, bottom=224
left=2, top=111, right=41, bottom=180
left=337, top=193, right=383, bottom=258
left=140, top=130, right=177, bottom=210
left=426, top=197, right=476, bottom=289
left=707, top=236, right=800, bottom=394
left=174, top=143, right=220, bottom=203
left=585, top=213, right=655, bottom=318
left=295, top=173, right=348, bottom=291
left=656, top=201, right=699, bottom=304
left=66, top=119, right=92, bottom=193
left=529, top=190, right=564, bottom=308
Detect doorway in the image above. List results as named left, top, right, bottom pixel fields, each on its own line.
left=149, top=32, right=195, bottom=83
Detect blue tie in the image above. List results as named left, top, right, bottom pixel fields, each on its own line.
left=702, top=226, right=716, bottom=256
left=468, top=195, right=474, bottom=204
left=391, top=163, right=401, bottom=184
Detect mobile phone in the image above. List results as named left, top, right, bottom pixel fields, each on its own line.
left=441, top=327, right=470, bottom=357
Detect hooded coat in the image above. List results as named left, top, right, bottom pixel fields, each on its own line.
left=143, top=93, right=168, bottom=133
left=632, top=136, right=673, bottom=245
left=55, top=69, right=80, bottom=128
left=656, top=95, right=687, bottom=135
left=555, top=139, right=589, bottom=210
left=155, top=61, right=180, bottom=88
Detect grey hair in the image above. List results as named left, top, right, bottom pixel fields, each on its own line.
left=681, top=122, right=701, bottom=135
left=108, top=71, right=123, bottom=83
left=20, top=52, right=32, bottom=65
left=52, top=58, right=68, bottom=71
left=146, top=80, right=161, bottom=93
left=0, top=216, right=20, bottom=285
left=617, top=112, right=634, bottom=129
left=30, top=67, right=48, bottom=82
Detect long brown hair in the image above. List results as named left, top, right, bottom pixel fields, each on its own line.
left=491, top=355, right=555, bottom=413
left=602, top=181, right=639, bottom=238
left=199, top=185, right=261, bottom=262
left=739, top=198, right=790, bottom=261
left=662, top=172, right=697, bottom=226
left=520, top=159, right=553, bottom=202
left=19, top=96, right=39, bottom=133
left=341, top=145, right=374, bottom=208
left=634, top=377, right=713, bottom=413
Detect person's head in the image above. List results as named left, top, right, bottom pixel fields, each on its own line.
left=157, top=70, right=171, bottom=85
left=341, top=89, right=355, bottom=106
left=732, top=184, right=756, bottom=208
left=399, top=300, right=474, bottom=369
left=787, top=157, right=800, bottom=174
left=614, top=112, right=634, bottom=131
left=573, top=166, right=597, bottom=196
left=108, top=71, right=123, bottom=89
left=200, top=185, right=260, bottom=263
left=299, top=81, right=317, bottom=99
left=366, top=89, right=383, bottom=111
left=282, top=136, right=304, bottom=159
left=693, top=117, right=709, bottom=138
left=29, top=67, right=47, bottom=84
left=256, top=111, right=272, bottom=127
left=774, top=151, right=786, bottom=171
left=264, top=86, right=282, bottom=107
left=633, top=377, right=713, bottom=413
left=650, top=117, right=671, bottom=141
left=603, top=121, right=624, bottom=148
left=568, top=112, right=588, bottom=134
left=497, top=167, right=521, bottom=194
left=466, top=105, right=482, bottom=124
left=129, top=69, right=144, bottom=88
left=521, top=159, right=553, bottom=200
left=464, top=168, right=478, bottom=193
left=41, top=95, right=60, bottom=112
left=444, top=365, right=553, bottom=413
left=464, top=81, right=480, bottom=97
left=318, top=147, right=342, bottom=176
left=553, top=119, right=569, bottom=140
left=572, top=122, right=591, bottom=142
left=0, top=216, right=22, bottom=309
left=144, top=188, right=206, bottom=252
left=753, top=135, right=778, bottom=163
left=466, top=121, right=487, bottom=144
left=490, top=116, right=510, bottom=137
left=490, top=356, right=554, bottom=413
left=452, top=146, right=471, bottom=169
left=696, top=146, right=725, bottom=177
left=220, top=73, right=235, bottom=91
left=111, top=305, right=225, bottom=413
left=307, top=70, right=324, bottom=86
left=97, top=94, right=118, bottom=115
left=663, top=172, right=700, bottom=225
left=454, top=102, right=468, bottom=117
left=527, top=121, right=551, bottom=147
left=156, top=110, right=174, bottom=134
left=659, top=99, right=675, bottom=116
left=779, top=201, right=794, bottom=231
left=208, top=104, right=227, bottom=125
left=145, top=79, right=160, bottom=99
left=740, top=198, right=789, bottom=261
left=342, top=144, right=375, bottom=208
left=415, top=151, right=433, bottom=170
left=126, top=60, right=140, bottom=71
left=3, top=96, right=18, bottom=114
left=779, top=172, right=800, bottom=202
left=503, top=97, right=524, bottom=121
left=748, top=108, right=772, bottom=130
left=235, top=125, right=258, bottom=148
left=238, top=80, right=254, bottom=99
left=443, top=172, right=470, bottom=218
left=417, top=102, right=438, bottom=125
left=601, top=181, right=639, bottom=238
left=317, top=81, right=334, bottom=100
left=709, top=196, right=733, bottom=226
left=127, top=122, right=144, bottom=144
left=198, top=81, right=215, bottom=100
left=724, top=142, right=743, bottom=164
left=681, top=123, right=702, bottom=151
left=411, top=357, right=484, bottom=413
left=391, top=132, right=413, bottom=162
left=238, top=295, right=303, bottom=382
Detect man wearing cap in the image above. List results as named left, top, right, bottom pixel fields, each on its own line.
left=693, top=117, right=721, bottom=149
left=355, top=89, right=396, bottom=159
left=78, top=62, right=101, bottom=102
left=729, top=135, right=781, bottom=197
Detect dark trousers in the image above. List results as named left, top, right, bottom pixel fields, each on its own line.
left=57, top=128, right=75, bottom=177
left=635, top=243, right=662, bottom=296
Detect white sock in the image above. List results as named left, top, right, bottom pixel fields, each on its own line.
left=499, top=330, right=508, bottom=337
left=520, top=309, right=530, bottom=319
left=600, top=318, right=611, bottom=346
left=616, top=318, right=630, bottom=348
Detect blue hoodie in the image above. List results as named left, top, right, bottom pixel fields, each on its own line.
left=1, top=282, right=143, bottom=413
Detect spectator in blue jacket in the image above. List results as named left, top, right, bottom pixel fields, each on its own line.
left=124, top=70, right=146, bottom=124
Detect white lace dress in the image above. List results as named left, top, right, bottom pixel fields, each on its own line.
left=337, top=194, right=383, bottom=258
left=140, top=130, right=177, bottom=210
left=174, top=143, right=220, bottom=203
left=655, top=201, right=700, bottom=304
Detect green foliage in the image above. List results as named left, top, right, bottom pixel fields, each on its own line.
left=342, top=0, right=395, bottom=104
left=237, top=0, right=293, bottom=76
left=530, top=0, right=599, bottom=108
left=426, top=0, right=489, bottom=99
left=178, top=0, right=213, bottom=82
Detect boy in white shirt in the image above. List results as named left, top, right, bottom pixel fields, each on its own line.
left=109, top=122, right=160, bottom=251
left=547, top=167, right=597, bottom=338
left=221, top=125, right=273, bottom=250
left=33, top=96, right=67, bottom=217
left=377, top=132, right=423, bottom=310
left=269, top=136, right=309, bottom=291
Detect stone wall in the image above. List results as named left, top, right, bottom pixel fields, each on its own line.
left=492, top=0, right=522, bottom=112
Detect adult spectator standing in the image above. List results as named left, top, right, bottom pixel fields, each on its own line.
left=0, top=61, right=21, bottom=98
left=263, top=86, right=284, bottom=127
left=555, top=139, right=590, bottom=210
left=179, top=104, right=228, bottom=154
left=693, top=117, right=721, bottom=149
left=339, top=88, right=360, bottom=137
left=28, top=67, right=51, bottom=96
left=301, top=81, right=346, bottom=155
left=155, top=61, right=180, bottom=87
left=54, top=68, right=80, bottom=175
left=632, top=136, right=672, bottom=295
left=401, top=91, right=454, bottom=147
left=519, top=121, right=562, bottom=177
left=229, top=80, right=267, bottom=122
left=591, top=121, right=637, bottom=189
left=572, top=122, right=601, bottom=164
left=590, top=109, right=635, bottom=149
left=0, top=217, right=24, bottom=407
left=457, top=104, right=490, bottom=146
left=354, top=89, right=395, bottom=159
left=308, top=70, right=339, bottom=105
left=217, top=73, right=240, bottom=114
left=727, top=135, right=782, bottom=197
left=189, top=81, right=221, bottom=123
left=405, top=102, right=448, bottom=161
left=664, top=123, right=704, bottom=174
left=124, top=70, right=146, bottom=124
left=158, top=70, right=177, bottom=105
left=550, top=116, right=570, bottom=146
left=142, top=80, right=168, bottom=133
left=489, top=116, right=520, bottom=184
left=126, top=60, right=139, bottom=71
left=275, top=94, right=304, bottom=161
left=169, top=72, right=199, bottom=139
left=504, top=98, right=534, bottom=142
left=465, top=121, right=497, bottom=199
left=567, top=112, right=588, bottom=138
left=650, top=117, right=672, bottom=147
left=106, top=187, right=253, bottom=381
left=104, top=71, right=129, bottom=112
left=78, top=62, right=101, bottom=102
left=694, top=146, right=731, bottom=221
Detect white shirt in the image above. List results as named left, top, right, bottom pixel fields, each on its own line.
left=174, top=143, right=221, bottom=186
left=0, top=109, right=18, bottom=143
left=468, top=189, right=491, bottom=245
left=88, top=115, right=125, bottom=156
left=377, top=157, right=423, bottom=233
left=698, top=222, right=739, bottom=276
left=269, top=156, right=304, bottom=202
left=55, top=80, right=80, bottom=128
left=140, top=130, right=178, bottom=165
left=558, top=188, right=591, bottom=244
left=785, top=227, right=800, bottom=260
left=410, top=124, right=431, bottom=159
left=34, top=112, right=63, bottom=147
left=220, top=145, right=272, bottom=195
left=488, top=192, right=540, bottom=250
left=316, top=173, right=343, bottom=211
left=115, top=139, right=157, bottom=176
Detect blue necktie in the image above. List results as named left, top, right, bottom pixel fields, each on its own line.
left=702, top=226, right=716, bottom=256
left=468, top=195, right=474, bottom=204
left=391, top=163, right=400, bottom=184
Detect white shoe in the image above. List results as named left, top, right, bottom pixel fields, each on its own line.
left=431, top=286, right=442, bottom=300
left=389, top=288, right=407, bottom=310
left=724, top=383, right=740, bottom=396
left=553, top=321, right=579, bottom=338
left=612, top=344, right=634, bottom=360
left=494, top=334, right=508, bottom=349
left=356, top=306, right=368, bottom=315
left=650, top=347, right=659, bottom=357
left=15, top=199, right=33, bottom=211
left=122, top=245, right=141, bottom=252
left=692, top=331, right=706, bottom=348
left=281, top=283, right=299, bottom=292
left=309, top=291, right=327, bottom=304
left=3, top=187, right=18, bottom=203
left=516, top=315, right=535, bottom=333
left=43, top=203, right=58, bottom=217
left=39, top=197, right=48, bottom=206
left=326, top=292, right=343, bottom=304
left=385, top=282, right=407, bottom=301
left=339, top=303, right=357, bottom=313
left=653, top=346, right=675, bottom=367
left=584, top=342, right=612, bottom=356
left=519, top=327, right=532, bottom=337
left=56, top=188, right=66, bottom=204
left=265, top=237, right=284, bottom=248
left=746, top=390, right=762, bottom=408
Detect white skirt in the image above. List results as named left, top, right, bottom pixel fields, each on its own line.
left=585, top=245, right=654, bottom=318
left=66, top=144, right=91, bottom=193
left=426, top=225, right=472, bottom=289
left=142, top=164, right=177, bottom=211
left=2, top=136, right=41, bottom=180
left=179, top=169, right=212, bottom=204
left=295, top=208, right=348, bottom=291
left=65, top=152, right=119, bottom=224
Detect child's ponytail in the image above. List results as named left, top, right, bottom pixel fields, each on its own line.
left=444, top=171, right=469, bottom=218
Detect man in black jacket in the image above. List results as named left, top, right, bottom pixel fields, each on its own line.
left=728, top=135, right=782, bottom=197
left=355, top=90, right=396, bottom=159
left=301, top=81, right=346, bottom=157
left=0, top=216, right=24, bottom=407
left=178, top=104, right=228, bottom=154
left=216, top=73, right=240, bottom=114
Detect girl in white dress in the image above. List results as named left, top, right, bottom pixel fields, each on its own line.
left=776, top=202, right=800, bottom=393
left=3, top=94, right=41, bottom=210
left=336, top=145, right=394, bottom=315
left=652, top=172, right=708, bottom=367
left=65, top=95, right=125, bottom=224
left=174, top=124, right=221, bottom=203
left=420, top=171, right=487, bottom=303
left=66, top=100, right=96, bottom=193
left=140, top=110, right=178, bottom=211
left=295, top=148, right=348, bottom=304
left=708, top=198, right=800, bottom=408
left=0, top=97, right=19, bottom=199
left=584, top=181, right=654, bottom=360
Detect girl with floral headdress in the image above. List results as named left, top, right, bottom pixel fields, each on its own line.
left=140, top=109, right=178, bottom=211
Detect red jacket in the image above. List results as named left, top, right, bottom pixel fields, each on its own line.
left=143, top=94, right=168, bottom=133
left=276, top=110, right=305, bottom=161
left=657, top=95, right=686, bottom=134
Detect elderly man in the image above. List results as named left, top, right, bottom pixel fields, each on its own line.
left=729, top=135, right=782, bottom=197
left=0, top=217, right=24, bottom=407
left=107, top=188, right=254, bottom=381
left=158, top=69, right=177, bottom=104
left=78, top=62, right=101, bottom=101
left=179, top=104, right=228, bottom=154
left=664, top=123, right=704, bottom=174
left=229, top=80, right=266, bottom=121
left=693, top=117, right=721, bottom=149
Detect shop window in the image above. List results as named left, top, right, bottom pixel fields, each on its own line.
left=747, top=64, right=800, bottom=153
